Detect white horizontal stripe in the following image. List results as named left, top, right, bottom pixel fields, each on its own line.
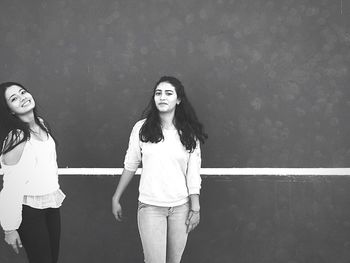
left=1, top=168, right=350, bottom=176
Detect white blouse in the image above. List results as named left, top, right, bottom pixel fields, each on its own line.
left=23, top=189, right=65, bottom=209
left=0, top=135, right=64, bottom=231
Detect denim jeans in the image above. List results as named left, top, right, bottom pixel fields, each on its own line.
left=137, top=201, right=190, bottom=263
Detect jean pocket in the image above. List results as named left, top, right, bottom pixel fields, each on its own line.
left=138, top=201, right=148, bottom=211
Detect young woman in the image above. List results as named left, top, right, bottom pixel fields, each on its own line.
left=112, top=76, right=207, bottom=263
left=0, top=82, right=65, bottom=263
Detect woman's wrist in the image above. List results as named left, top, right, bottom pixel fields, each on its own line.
left=4, top=230, right=16, bottom=235
left=190, top=209, right=200, bottom=213
left=112, top=192, right=121, bottom=202
left=189, top=194, right=200, bottom=211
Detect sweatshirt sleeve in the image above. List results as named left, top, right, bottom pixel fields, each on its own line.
left=0, top=168, right=27, bottom=231
left=123, top=121, right=143, bottom=172
left=186, top=141, right=202, bottom=195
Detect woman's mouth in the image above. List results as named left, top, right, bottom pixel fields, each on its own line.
left=22, top=100, right=31, bottom=107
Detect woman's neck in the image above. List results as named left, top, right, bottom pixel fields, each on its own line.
left=18, top=111, right=38, bottom=130
left=159, top=112, right=175, bottom=130
left=17, top=110, right=35, bottom=123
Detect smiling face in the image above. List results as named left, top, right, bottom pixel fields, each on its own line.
left=5, top=85, right=35, bottom=116
left=154, top=82, right=181, bottom=113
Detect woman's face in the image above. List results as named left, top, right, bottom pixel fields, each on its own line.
left=4, top=85, right=35, bottom=116
left=154, top=82, right=181, bottom=113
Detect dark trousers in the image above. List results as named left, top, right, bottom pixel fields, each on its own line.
left=18, top=205, right=61, bottom=263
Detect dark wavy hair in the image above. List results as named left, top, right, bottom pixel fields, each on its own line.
left=0, top=82, right=53, bottom=155
left=139, top=76, right=207, bottom=152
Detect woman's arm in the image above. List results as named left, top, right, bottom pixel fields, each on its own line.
left=185, top=141, right=202, bottom=232
left=112, top=121, right=143, bottom=221
left=0, top=133, right=26, bottom=253
left=186, top=194, right=201, bottom=233
left=186, top=141, right=202, bottom=196
left=2, top=131, right=25, bottom=165
left=2, top=143, right=25, bottom=165
left=112, top=169, right=137, bottom=221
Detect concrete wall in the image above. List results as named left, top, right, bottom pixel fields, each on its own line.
left=1, top=0, right=350, bottom=262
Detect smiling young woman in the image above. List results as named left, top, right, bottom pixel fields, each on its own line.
left=112, top=76, right=207, bottom=263
left=0, top=82, right=65, bottom=263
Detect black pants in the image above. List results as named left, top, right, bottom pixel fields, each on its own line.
left=18, top=205, right=61, bottom=263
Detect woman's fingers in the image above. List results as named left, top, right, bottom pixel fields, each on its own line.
left=16, top=237, right=22, bottom=250
left=12, top=243, right=19, bottom=254
left=5, top=233, right=22, bottom=254
left=186, top=211, right=200, bottom=233
left=112, top=200, right=123, bottom=221
left=113, top=209, right=122, bottom=221
left=116, top=210, right=123, bottom=221
left=8, top=236, right=22, bottom=254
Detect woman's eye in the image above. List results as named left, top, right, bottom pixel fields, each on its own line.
left=155, top=92, right=161, bottom=96
left=21, top=90, right=27, bottom=95
left=11, top=97, right=18, bottom=102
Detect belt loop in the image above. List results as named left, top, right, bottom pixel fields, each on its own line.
left=168, top=206, right=174, bottom=214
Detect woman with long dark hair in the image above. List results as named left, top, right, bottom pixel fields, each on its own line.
left=112, top=76, right=207, bottom=263
left=0, top=82, right=65, bottom=263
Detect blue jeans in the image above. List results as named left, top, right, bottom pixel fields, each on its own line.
left=137, top=201, right=190, bottom=263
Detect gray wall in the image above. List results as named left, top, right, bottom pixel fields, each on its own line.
left=1, top=1, right=350, bottom=262
left=0, top=0, right=349, bottom=168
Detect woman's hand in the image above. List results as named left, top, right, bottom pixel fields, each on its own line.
left=4, top=230, right=22, bottom=254
left=186, top=210, right=200, bottom=233
left=111, top=169, right=137, bottom=222
left=112, top=198, right=123, bottom=222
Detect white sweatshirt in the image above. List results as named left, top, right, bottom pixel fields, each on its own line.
left=124, top=119, right=202, bottom=207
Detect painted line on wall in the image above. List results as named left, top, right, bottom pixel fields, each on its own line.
left=2, top=168, right=349, bottom=176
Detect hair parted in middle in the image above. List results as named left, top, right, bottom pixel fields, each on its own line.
left=139, top=76, right=207, bottom=152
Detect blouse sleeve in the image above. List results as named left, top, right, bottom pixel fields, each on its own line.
left=123, top=121, right=142, bottom=172
left=186, top=140, right=202, bottom=195
left=0, top=168, right=27, bottom=231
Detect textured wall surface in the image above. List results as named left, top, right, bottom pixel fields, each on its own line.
left=1, top=175, right=350, bottom=263
left=1, top=2, right=350, bottom=262
left=0, top=0, right=349, bottom=167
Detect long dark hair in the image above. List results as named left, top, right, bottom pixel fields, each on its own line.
left=0, top=82, right=52, bottom=155
left=140, top=76, right=207, bottom=152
